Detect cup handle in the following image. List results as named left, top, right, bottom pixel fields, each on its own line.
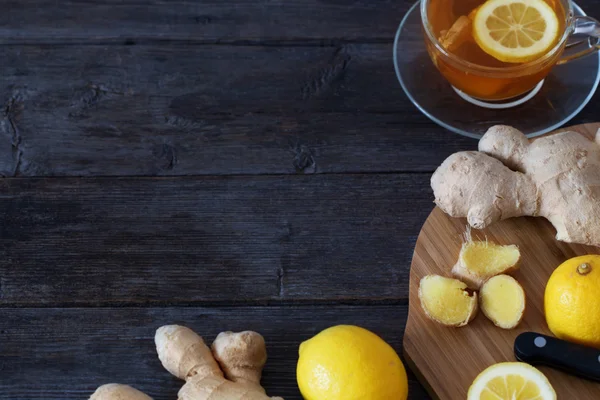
left=558, top=16, right=600, bottom=64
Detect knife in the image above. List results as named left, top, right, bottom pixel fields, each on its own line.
left=514, top=332, right=600, bottom=382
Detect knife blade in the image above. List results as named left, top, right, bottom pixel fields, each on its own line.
left=514, top=332, right=600, bottom=382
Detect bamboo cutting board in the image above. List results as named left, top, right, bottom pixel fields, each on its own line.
left=404, top=123, right=600, bottom=400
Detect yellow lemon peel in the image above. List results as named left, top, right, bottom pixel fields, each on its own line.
left=473, top=0, right=560, bottom=63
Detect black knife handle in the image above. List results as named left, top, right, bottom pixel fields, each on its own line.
left=514, top=332, right=600, bottom=382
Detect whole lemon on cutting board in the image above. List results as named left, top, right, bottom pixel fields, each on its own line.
left=545, top=255, right=600, bottom=349
left=296, top=325, right=408, bottom=400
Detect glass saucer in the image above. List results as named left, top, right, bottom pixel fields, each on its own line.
left=393, top=1, right=600, bottom=139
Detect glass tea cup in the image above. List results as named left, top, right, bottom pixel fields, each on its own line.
left=421, top=0, right=600, bottom=102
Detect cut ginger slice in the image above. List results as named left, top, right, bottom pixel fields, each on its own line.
left=419, top=275, right=478, bottom=327
left=439, top=16, right=472, bottom=52
left=480, top=275, right=526, bottom=329
left=438, top=6, right=482, bottom=53
left=452, top=239, right=520, bottom=289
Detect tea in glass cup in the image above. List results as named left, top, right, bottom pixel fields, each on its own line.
left=422, top=0, right=600, bottom=101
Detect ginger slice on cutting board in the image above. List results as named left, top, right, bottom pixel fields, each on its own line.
left=480, top=275, right=526, bottom=329
left=452, top=236, right=521, bottom=289
left=419, top=275, right=478, bottom=327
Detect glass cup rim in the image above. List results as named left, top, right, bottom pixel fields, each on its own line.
left=420, top=0, right=574, bottom=74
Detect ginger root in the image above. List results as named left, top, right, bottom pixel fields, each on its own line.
left=419, top=275, right=478, bottom=327
left=155, top=325, right=284, bottom=400
left=432, top=125, right=600, bottom=247
left=452, top=236, right=520, bottom=289
left=90, top=384, right=152, bottom=400
left=480, top=274, right=526, bottom=329
left=90, top=325, right=283, bottom=400
left=438, top=16, right=472, bottom=52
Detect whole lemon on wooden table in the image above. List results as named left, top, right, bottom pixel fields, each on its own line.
left=545, top=255, right=600, bottom=349
left=296, top=325, right=408, bottom=400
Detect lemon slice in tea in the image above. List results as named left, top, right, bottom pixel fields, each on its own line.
left=467, top=362, right=557, bottom=400
left=473, top=0, right=560, bottom=63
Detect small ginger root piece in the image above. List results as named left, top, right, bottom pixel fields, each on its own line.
left=155, top=325, right=284, bottom=400
left=438, top=15, right=472, bottom=52
left=452, top=236, right=521, bottom=289
left=480, top=275, right=526, bottom=329
left=432, top=125, right=600, bottom=247
left=419, top=275, right=478, bottom=327
left=90, top=384, right=152, bottom=400
left=438, top=5, right=482, bottom=52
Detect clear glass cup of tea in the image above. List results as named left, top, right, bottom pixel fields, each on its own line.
left=422, top=0, right=600, bottom=101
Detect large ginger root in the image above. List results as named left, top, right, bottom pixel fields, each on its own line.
left=90, top=326, right=283, bottom=400
left=90, top=383, right=152, bottom=400
left=155, top=325, right=284, bottom=400
left=432, top=125, right=600, bottom=247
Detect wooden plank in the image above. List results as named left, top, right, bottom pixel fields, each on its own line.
left=0, top=43, right=477, bottom=177
left=0, top=174, right=431, bottom=305
left=0, top=305, right=430, bottom=400
left=0, top=0, right=414, bottom=44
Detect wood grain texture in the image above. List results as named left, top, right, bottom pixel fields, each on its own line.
left=1, top=0, right=599, bottom=398
left=404, top=124, right=600, bottom=399
left=0, top=0, right=413, bottom=44
left=0, top=174, right=431, bottom=305
left=0, top=43, right=480, bottom=177
left=0, top=305, right=429, bottom=400
left=1, top=40, right=600, bottom=177
left=2, top=0, right=600, bottom=45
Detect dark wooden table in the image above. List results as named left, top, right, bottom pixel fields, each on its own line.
left=1, top=1, right=599, bottom=399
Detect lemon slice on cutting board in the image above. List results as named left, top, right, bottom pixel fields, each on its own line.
left=473, top=0, right=560, bottom=63
left=468, top=362, right=557, bottom=400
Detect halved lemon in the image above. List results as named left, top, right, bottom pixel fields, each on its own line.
left=473, top=0, right=560, bottom=63
left=468, top=362, right=557, bottom=400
